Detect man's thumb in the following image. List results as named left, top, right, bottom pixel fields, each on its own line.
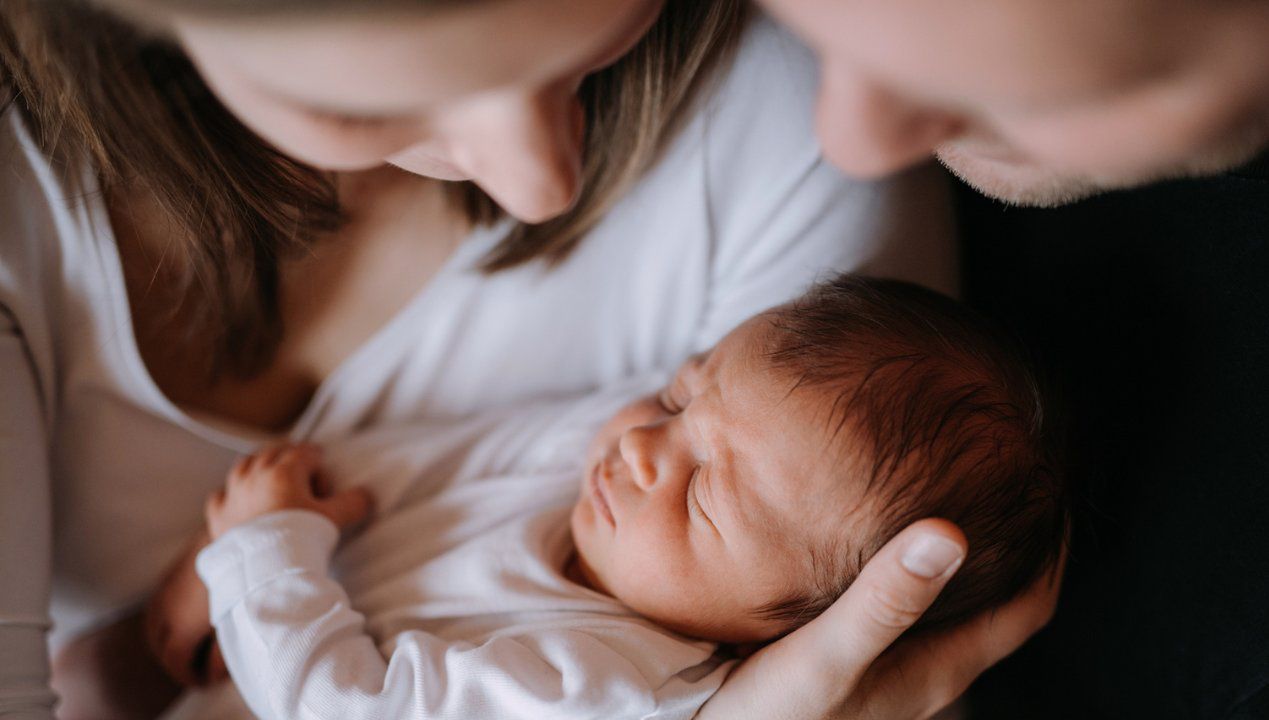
left=825, top=518, right=966, bottom=672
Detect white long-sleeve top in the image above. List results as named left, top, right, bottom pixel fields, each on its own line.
left=0, top=14, right=956, bottom=718
left=195, top=382, right=728, bottom=720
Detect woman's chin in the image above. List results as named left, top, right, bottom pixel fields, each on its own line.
left=387, top=150, right=471, bottom=181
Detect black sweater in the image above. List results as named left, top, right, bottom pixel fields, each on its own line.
left=960, top=155, right=1269, bottom=720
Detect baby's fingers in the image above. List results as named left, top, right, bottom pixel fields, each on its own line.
left=315, top=487, right=373, bottom=530
left=272, top=444, right=322, bottom=486
left=204, top=488, right=226, bottom=518
left=276, top=443, right=321, bottom=468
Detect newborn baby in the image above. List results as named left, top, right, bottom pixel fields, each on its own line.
left=191, top=275, right=1067, bottom=719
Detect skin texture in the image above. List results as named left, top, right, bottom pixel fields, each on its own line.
left=760, top=0, right=1269, bottom=206
left=173, top=0, right=664, bottom=222
left=105, top=3, right=1000, bottom=718
left=570, top=317, right=872, bottom=643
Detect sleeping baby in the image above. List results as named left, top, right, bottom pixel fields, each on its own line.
left=186, top=274, right=1067, bottom=719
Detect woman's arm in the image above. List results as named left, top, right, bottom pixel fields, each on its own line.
left=0, top=307, right=57, bottom=719
left=696, top=519, right=1063, bottom=720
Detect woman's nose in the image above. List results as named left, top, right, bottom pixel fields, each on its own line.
left=447, top=86, right=585, bottom=223
left=815, top=62, right=962, bottom=178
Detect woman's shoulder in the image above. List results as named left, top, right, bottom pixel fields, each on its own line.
left=0, top=104, right=116, bottom=356
left=0, top=108, right=52, bottom=286
left=0, top=105, right=101, bottom=289
left=1, top=106, right=61, bottom=259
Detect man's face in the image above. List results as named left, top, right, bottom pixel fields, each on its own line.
left=569, top=317, right=867, bottom=643
left=763, top=0, right=1269, bottom=205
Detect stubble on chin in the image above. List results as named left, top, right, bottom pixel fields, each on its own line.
left=936, top=124, right=1269, bottom=207
left=934, top=148, right=1105, bottom=208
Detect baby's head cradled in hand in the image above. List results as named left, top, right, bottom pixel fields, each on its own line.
left=569, top=274, right=1068, bottom=643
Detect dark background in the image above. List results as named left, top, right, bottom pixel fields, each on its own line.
left=957, top=158, right=1269, bottom=719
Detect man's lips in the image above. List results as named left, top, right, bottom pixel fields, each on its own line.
left=588, top=462, right=617, bottom=528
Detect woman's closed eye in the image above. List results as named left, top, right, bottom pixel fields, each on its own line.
left=303, top=107, right=403, bottom=131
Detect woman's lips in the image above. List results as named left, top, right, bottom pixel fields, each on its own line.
left=588, top=462, right=617, bottom=528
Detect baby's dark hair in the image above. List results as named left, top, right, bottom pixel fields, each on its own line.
left=757, top=274, right=1067, bottom=635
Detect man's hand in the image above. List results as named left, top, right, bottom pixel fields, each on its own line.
left=696, top=518, right=1064, bottom=720
left=205, top=444, right=372, bottom=539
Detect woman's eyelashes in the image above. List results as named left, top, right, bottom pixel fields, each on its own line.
left=303, top=107, right=402, bottom=131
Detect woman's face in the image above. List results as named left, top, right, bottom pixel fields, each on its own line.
left=173, top=0, right=664, bottom=222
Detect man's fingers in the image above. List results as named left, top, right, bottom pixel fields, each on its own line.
left=951, top=532, right=1066, bottom=676
left=825, top=518, right=966, bottom=676
left=865, top=530, right=1068, bottom=717
left=318, top=488, right=373, bottom=530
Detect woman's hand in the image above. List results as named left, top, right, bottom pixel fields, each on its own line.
left=696, top=518, right=1063, bottom=720
left=205, top=444, right=372, bottom=539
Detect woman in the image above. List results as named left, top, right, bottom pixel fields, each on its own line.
left=0, top=0, right=998, bottom=717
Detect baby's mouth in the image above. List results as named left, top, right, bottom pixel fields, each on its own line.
left=588, top=461, right=618, bottom=528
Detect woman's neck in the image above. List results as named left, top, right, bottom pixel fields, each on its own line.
left=106, top=166, right=470, bottom=433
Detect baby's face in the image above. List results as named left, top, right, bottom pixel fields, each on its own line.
left=570, top=316, right=866, bottom=642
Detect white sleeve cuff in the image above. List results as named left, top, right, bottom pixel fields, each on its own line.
left=195, top=510, right=339, bottom=621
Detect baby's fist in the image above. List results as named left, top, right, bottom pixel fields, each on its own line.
left=206, top=444, right=372, bottom=539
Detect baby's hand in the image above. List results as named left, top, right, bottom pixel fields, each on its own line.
left=206, top=444, right=373, bottom=539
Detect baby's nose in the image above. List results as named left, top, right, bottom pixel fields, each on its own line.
left=618, top=427, right=659, bottom=491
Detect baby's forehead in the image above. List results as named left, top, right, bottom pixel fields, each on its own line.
left=732, top=388, right=873, bottom=536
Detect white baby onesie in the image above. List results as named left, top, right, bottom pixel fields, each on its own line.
left=196, top=380, right=731, bottom=720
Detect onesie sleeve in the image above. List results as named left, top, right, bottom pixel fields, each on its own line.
left=198, top=511, right=717, bottom=720
left=0, top=305, right=57, bottom=719
left=693, top=16, right=958, bottom=350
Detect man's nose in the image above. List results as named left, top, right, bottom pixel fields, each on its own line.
left=448, top=86, right=585, bottom=223
left=815, top=63, right=961, bottom=177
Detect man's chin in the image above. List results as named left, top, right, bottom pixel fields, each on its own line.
left=935, top=148, right=1106, bottom=208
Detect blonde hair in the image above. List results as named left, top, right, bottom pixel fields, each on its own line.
left=0, top=0, right=748, bottom=378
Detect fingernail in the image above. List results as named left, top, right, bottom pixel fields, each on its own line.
left=901, top=534, right=965, bottom=579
